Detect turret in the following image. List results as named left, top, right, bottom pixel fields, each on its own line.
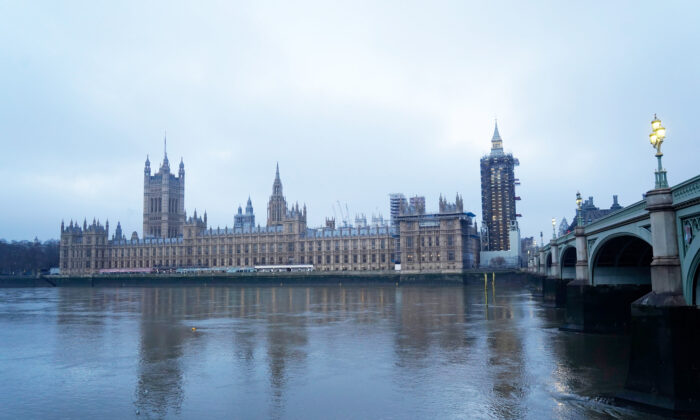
left=114, top=221, right=123, bottom=241
left=144, top=155, right=151, bottom=176
left=179, top=157, right=185, bottom=177
left=246, top=196, right=253, bottom=215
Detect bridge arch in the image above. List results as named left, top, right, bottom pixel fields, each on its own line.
left=559, top=246, right=576, bottom=280
left=545, top=251, right=552, bottom=274
left=687, top=240, right=700, bottom=305
left=590, top=233, right=652, bottom=286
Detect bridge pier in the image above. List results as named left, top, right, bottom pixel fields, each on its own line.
left=620, top=188, right=700, bottom=412
left=543, top=241, right=567, bottom=307
left=562, top=226, right=651, bottom=333
left=538, top=250, right=546, bottom=277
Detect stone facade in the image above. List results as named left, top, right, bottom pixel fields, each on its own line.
left=397, top=196, right=480, bottom=273
left=59, top=219, right=396, bottom=275
left=59, top=155, right=478, bottom=275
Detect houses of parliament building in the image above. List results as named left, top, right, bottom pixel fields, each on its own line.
left=59, top=143, right=479, bottom=275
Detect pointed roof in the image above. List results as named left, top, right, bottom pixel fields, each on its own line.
left=272, top=163, right=283, bottom=195
left=490, top=120, right=504, bottom=155
left=491, top=121, right=502, bottom=142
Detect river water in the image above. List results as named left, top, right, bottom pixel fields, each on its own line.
left=0, top=278, right=658, bottom=419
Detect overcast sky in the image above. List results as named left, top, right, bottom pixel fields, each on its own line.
left=1, top=1, right=698, bottom=242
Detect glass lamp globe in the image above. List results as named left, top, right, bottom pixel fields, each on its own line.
left=656, top=126, right=666, bottom=139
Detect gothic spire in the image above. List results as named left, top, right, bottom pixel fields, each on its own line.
left=272, top=163, right=283, bottom=195
left=161, top=131, right=170, bottom=170
left=492, top=120, right=502, bottom=142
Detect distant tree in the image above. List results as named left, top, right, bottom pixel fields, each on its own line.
left=0, top=239, right=59, bottom=275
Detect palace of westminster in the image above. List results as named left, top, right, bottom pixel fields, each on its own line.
left=60, top=124, right=524, bottom=275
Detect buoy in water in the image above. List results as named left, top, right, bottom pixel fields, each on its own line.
left=191, top=327, right=196, bottom=331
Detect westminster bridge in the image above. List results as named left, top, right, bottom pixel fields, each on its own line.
left=526, top=173, right=700, bottom=412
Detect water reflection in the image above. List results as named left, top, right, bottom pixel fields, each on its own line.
left=135, top=289, right=189, bottom=418
left=0, top=279, right=660, bottom=419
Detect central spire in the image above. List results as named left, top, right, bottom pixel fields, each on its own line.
left=161, top=131, right=170, bottom=170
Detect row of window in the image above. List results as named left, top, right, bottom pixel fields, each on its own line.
left=405, top=251, right=455, bottom=262
left=63, top=253, right=392, bottom=270
left=404, top=234, right=454, bottom=248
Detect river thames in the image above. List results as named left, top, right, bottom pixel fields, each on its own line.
left=0, top=278, right=658, bottom=419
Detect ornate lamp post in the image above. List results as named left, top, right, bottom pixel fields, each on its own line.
left=649, top=114, right=668, bottom=189
left=576, top=191, right=583, bottom=227
left=551, top=217, right=556, bottom=239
